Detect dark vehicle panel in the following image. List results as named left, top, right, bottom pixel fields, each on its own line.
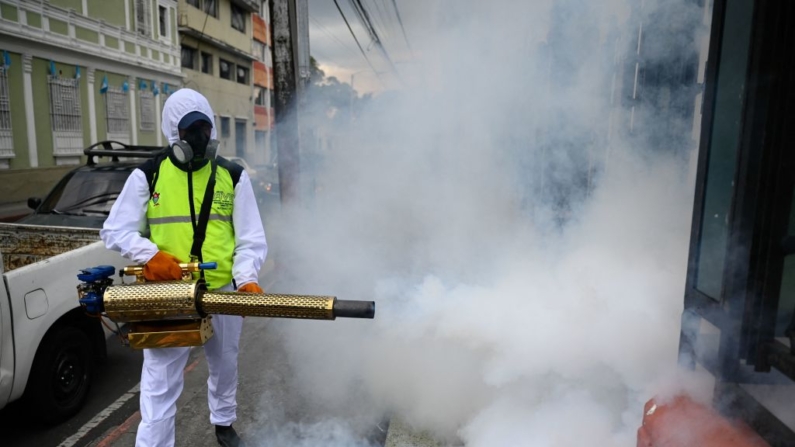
left=19, top=141, right=164, bottom=229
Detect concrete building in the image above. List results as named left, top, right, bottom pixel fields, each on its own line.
left=177, top=0, right=274, bottom=165
left=251, top=0, right=275, bottom=165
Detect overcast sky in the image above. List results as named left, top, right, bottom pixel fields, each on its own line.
left=307, top=0, right=423, bottom=94
left=307, top=1, right=633, bottom=95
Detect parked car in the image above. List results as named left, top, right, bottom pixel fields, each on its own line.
left=0, top=223, right=127, bottom=423
left=19, top=141, right=164, bottom=228
left=227, top=156, right=280, bottom=202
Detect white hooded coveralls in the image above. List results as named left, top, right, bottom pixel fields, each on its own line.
left=101, top=88, right=267, bottom=447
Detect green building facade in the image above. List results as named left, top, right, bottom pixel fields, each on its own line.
left=0, top=0, right=183, bottom=177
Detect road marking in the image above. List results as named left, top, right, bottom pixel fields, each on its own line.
left=94, top=410, right=141, bottom=447
left=59, top=356, right=202, bottom=447
left=57, top=383, right=140, bottom=447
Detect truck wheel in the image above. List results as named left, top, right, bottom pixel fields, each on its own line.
left=26, top=326, right=93, bottom=424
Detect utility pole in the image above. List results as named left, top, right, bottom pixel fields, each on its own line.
left=269, top=0, right=300, bottom=205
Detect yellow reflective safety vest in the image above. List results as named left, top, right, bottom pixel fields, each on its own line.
left=143, top=156, right=242, bottom=288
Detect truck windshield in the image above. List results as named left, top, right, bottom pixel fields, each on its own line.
left=39, top=170, right=130, bottom=216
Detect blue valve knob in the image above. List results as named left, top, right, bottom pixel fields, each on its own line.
left=199, top=262, right=217, bottom=270
left=77, top=265, right=116, bottom=282
left=79, top=292, right=103, bottom=315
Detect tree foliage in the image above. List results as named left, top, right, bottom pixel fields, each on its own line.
left=305, top=57, right=371, bottom=127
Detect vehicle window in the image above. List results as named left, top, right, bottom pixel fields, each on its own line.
left=39, top=169, right=130, bottom=216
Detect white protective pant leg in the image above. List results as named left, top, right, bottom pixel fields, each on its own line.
left=204, top=313, right=244, bottom=426
left=135, top=286, right=244, bottom=446
left=136, top=346, right=191, bottom=447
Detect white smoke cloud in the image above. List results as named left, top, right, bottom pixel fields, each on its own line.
left=258, top=1, right=711, bottom=445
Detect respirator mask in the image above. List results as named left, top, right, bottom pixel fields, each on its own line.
left=172, top=115, right=219, bottom=164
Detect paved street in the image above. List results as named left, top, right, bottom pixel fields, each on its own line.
left=0, top=333, right=144, bottom=447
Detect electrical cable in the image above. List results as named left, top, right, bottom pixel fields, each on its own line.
left=390, top=0, right=414, bottom=58
left=349, top=0, right=402, bottom=82
left=310, top=15, right=363, bottom=62
left=332, top=0, right=385, bottom=86
left=367, top=0, right=392, bottom=42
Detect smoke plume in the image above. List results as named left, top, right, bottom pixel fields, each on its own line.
left=255, top=0, right=711, bottom=445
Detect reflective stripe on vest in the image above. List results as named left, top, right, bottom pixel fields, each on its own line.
left=146, top=158, right=235, bottom=288
left=149, top=215, right=233, bottom=225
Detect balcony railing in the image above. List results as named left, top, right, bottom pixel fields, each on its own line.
left=0, top=1, right=181, bottom=76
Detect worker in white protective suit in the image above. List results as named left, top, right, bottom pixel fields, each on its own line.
left=101, top=88, right=267, bottom=447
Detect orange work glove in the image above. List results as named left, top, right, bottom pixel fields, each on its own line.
left=238, top=283, right=263, bottom=293
left=143, top=251, right=183, bottom=281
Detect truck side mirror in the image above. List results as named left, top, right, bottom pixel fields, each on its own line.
left=27, top=197, right=42, bottom=210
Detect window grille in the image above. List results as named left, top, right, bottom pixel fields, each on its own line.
left=105, top=87, right=130, bottom=143
left=139, top=90, right=156, bottom=132
left=0, top=67, right=13, bottom=160
left=136, top=0, right=152, bottom=37
left=48, top=75, right=84, bottom=157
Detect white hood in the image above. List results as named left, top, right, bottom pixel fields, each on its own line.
left=161, top=88, right=218, bottom=145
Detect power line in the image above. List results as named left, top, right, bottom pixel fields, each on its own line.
left=332, top=0, right=385, bottom=86
left=309, top=15, right=362, bottom=62
left=390, top=0, right=414, bottom=58
left=348, top=0, right=401, bottom=80
left=367, top=0, right=392, bottom=42
left=378, top=0, right=399, bottom=41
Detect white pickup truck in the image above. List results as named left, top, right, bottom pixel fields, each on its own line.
left=0, top=223, right=126, bottom=423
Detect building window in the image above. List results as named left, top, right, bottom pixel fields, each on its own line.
left=237, top=66, right=249, bottom=84
left=139, top=90, right=156, bottom=132
left=204, top=0, right=218, bottom=18
left=253, top=41, right=268, bottom=62
left=158, top=6, right=168, bottom=37
left=105, top=87, right=130, bottom=143
left=48, top=75, right=84, bottom=156
left=231, top=4, right=246, bottom=32
left=219, top=59, right=233, bottom=80
left=187, top=0, right=218, bottom=18
left=182, top=46, right=197, bottom=70
left=0, top=66, right=13, bottom=161
left=204, top=0, right=218, bottom=17
left=254, top=87, right=267, bottom=106
left=135, top=0, right=152, bottom=37
left=201, top=52, right=213, bottom=74
left=220, top=116, right=230, bottom=138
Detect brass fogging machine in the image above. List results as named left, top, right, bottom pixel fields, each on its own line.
left=77, top=262, right=375, bottom=349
